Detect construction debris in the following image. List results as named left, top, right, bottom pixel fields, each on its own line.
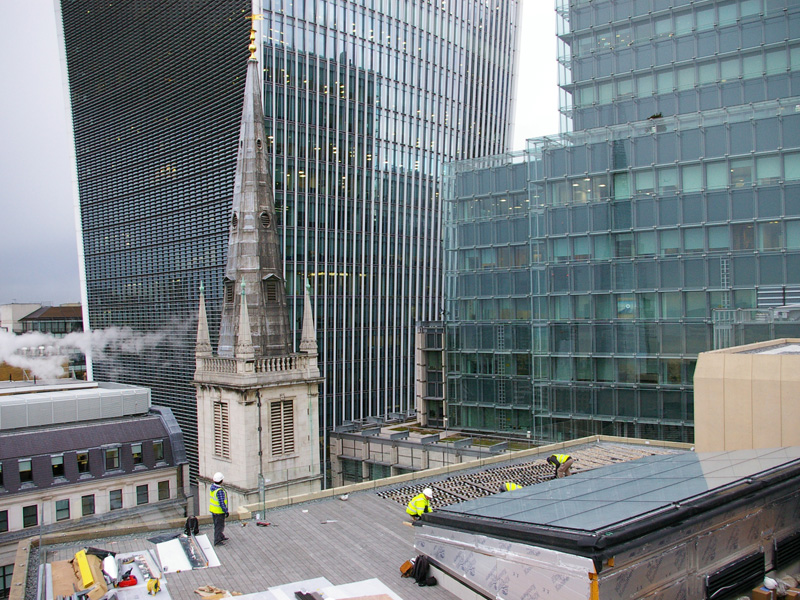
left=194, top=585, right=242, bottom=599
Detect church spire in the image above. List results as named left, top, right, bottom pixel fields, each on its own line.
left=299, top=278, right=318, bottom=355
left=195, top=282, right=212, bottom=357
left=217, top=23, right=292, bottom=358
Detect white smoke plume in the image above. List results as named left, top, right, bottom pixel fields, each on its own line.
left=0, top=327, right=174, bottom=381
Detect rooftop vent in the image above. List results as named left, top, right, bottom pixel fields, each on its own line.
left=705, top=551, right=764, bottom=600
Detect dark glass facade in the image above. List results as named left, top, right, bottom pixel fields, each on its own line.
left=442, top=0, right=800, bottom=445
left=60, top=0, right=520, bottom=476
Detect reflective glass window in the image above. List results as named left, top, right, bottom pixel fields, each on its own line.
left=706, top=162, right=728, bottom=189
left=759, top=221, right=783, bottom=250
left=685, top=227, right=704, bottom=253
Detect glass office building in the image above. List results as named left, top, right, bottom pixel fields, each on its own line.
left=558, top=0, right=800, bottom=131
left=442, top=0, right=800, bottom=444
left=59, top=0, right=520, bottom=476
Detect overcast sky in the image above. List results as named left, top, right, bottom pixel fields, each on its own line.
left=0, top=1, right=560, bottom=306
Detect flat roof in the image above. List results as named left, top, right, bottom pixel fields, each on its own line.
left=37, top=440, right=681, bottom=599
left=424, top=447, right=800, bottom=560
left=743, top=342, right=800, bottom=355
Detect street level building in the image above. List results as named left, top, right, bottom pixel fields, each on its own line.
left=440, top=0, right=800, bottom=444
left=0, top=380, right=189, bottom=585
left=58, top=0, right=521, bottom=479
left=0, top=304, right=41, bottom=334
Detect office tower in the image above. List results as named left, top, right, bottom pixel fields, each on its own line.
left=442, top=0, right=800, bottom=443
left=59, top=0, right=521, bottom=476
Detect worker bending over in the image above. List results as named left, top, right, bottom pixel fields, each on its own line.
left=406, top=487, right=434, bottom=520
left=547, top=453, right=574, bottom=478
left=499, top=481, right=521, bottom=492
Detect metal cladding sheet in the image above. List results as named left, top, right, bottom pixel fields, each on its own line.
left=416, top=524, right=594, bottom=599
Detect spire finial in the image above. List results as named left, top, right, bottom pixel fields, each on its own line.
left=246, top=14, right=262, bottom=60
left=195, top=282, right=212, bottom=357
left=300, top=275, right=318, bottom=355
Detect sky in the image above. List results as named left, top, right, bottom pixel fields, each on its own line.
left=0, top=0, right=560, bottom=306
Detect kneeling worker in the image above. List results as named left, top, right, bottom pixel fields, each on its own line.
left=547, top=453, right=574, bottom=478
left=406, top=487, right=433, bottom=520
left=499, top=481, right=521, bottom=492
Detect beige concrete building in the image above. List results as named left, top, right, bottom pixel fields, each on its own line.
left=694, top=338, right=800, bottom=452
left=0, top=304, right=40, bottom=334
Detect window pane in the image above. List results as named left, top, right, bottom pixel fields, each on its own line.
left=158, top=480, right=170, bottom=501
left=82, top=494, right=95, bottom=516
left=137, top=484, right=149, bottom=505
left=55, top=499, right=70, bottom=522
left=110, top=489, right=123, bottom=511
left=23, top=505, right=38, bottom=528
left=759, top=221, right=783, bottom=250
left=52, top=455, right=64, bottom=478
left=706, top=162, right=728, bottom=189
left=19, top=459, right=32, bottom=483
left=756, top=155, right=781, bottom=184
left=682, top=164, right=702, bottom=192
left=153, top=441, right=164, bottom=462
left=105, top=448, right=119, bottom=470
left=785, top=153, right=800, bottom=180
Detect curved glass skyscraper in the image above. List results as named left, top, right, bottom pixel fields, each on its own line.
left=59, top=0, right=520, bottom=477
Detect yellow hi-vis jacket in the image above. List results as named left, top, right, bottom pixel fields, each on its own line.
left=406, top=492, right=431, bottom=517
left=503, top=482, right=521, bottom=491
left=553, top=454, right=571, bottom=465
left=209, top=485, right=228, bottom=514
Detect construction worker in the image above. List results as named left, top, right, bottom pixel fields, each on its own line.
left=406, top=488, right=433, bottom=520
left=209, top=472, right=229, bottom=546
left=499, top=481, right=521, bottom=492
left=547, top=454, right=574, bottom=478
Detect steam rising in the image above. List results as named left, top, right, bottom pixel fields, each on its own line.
left=0, top=327, right=174, bottom=380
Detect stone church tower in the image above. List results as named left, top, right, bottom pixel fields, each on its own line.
left=195, top=28, right=322, bottom=513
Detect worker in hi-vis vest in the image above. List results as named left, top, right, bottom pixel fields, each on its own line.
left=406, top=487, right=433, bottom=520
left=209, top=472, right=229, bottom=546
left=547, top=454, right=574, bottom=478
left=499, top=481, right=521, bottom=492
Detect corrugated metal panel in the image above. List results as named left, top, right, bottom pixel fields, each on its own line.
left=77, top=392, right=103, bottom=422
left=101, top=391, right=124, bottom=419
left=52, top=395, right=78, bottom=424
left=27, top=399, right=54, bottom=427
left=122, top=388, right=149, bottom=415
left=1, top=402, right=28, bottom=429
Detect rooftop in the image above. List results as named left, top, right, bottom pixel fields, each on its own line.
left=28, top=439, right=685, bottom=600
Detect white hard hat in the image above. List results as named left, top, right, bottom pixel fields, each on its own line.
left=423, top=487, right=433, bottom=498
left=213, top=472, right=224, bottom=483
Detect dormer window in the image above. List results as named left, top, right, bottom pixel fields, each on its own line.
left=224, top=279, right=235, bottom=303
left=260, top=211, right=272, bottom=229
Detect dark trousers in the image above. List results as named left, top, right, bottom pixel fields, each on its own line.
left=212, top=512, right=226, bottom=544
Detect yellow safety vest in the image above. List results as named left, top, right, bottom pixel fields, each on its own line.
left=504, top=482, right=521, bottom=491
left=209, top=485, right=227, bottom=514
left=406, top=492, right=431, bottom=516
left=554, top=454, right=571, bottom=465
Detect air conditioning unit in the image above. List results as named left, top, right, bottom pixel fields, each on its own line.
left=772, top=304, right=800, bottom=321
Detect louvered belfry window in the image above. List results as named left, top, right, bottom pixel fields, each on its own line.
left=270, top=397, right=294, bottom=456
left=213, top=401, right=230, bottom=459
